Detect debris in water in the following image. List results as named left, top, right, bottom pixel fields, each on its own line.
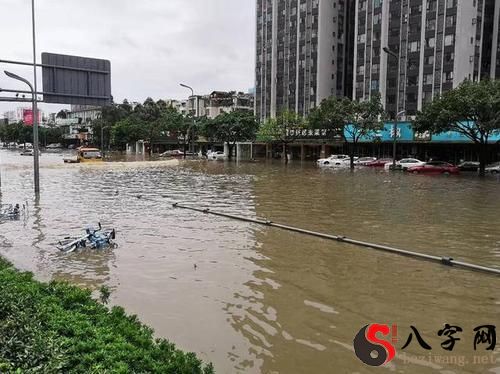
left=57, top=223, right=116, bottom=253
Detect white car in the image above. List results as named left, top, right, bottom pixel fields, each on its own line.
left=316, top=154, right=350, bottom=167
left=18, top=142, right=33, bottom=149
left=384, top=158, right=425, bottom=171
left=354, top=157, right=377, bottom=166
left=486, top=162, right=500, bottom=174
left=46, top=143, right=63, bottom=149
left=207, top=150, right=227, bottom=161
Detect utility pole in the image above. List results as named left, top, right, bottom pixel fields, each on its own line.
left=31, top=0, right=40, bottom=196
left=383, top=47, right=401, bottom=170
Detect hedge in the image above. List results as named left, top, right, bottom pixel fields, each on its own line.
left=0, top=257, right=214, bottom=373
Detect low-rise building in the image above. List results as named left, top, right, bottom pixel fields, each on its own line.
left=205, top=91, right=254, bottom=119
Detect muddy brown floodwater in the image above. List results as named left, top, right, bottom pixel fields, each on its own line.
left=1, top=149, right=500, bottom=373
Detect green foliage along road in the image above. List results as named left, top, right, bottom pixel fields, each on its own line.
left=0, top=257, right=214, bottom=373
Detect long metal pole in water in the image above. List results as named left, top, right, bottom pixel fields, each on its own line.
left=172, top=203, right=500, bottom=277
left=32, top=0, right=40, bottom=196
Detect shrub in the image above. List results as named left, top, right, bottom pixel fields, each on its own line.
left=0, top=257, right=214, bottom=373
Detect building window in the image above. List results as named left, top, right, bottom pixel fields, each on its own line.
left=423, top=73, right=433, bottom=85
left=373, top=13, right=382, bottom=25
left=426, top=19, right=436, bottom=31
left=409, top=41, right=420, bottom=52
left=423, top=91, right=433, bottom=103
left=443, top=71, right=454, bottom=83
left=407, top=75, right=418, bottom=86
left=446, top=0, right=456, bottom=8
left=372, top=64, right=380, bottom=74
left=426, top=37, right=435, bottom=48
left=446, top=15, right=456, bottom=28
left=357, top=65, right=365, bottom=75
left=424, top=55, right=434, bottom=65
left=444, top=52, right=455, bottom=63
left=358, top=33, right=366, bottom=43
left=371, top=80, right=379, bottom=91
left=444, top=34, right=455, bottom=46
left=374, top=0, right=382, bottom=8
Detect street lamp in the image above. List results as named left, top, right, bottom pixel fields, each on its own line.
left=4, top=70, right=40, bottom=194
left=180, top=83, right=197, bottom=155
left=383, top=47, right=401, bottom=169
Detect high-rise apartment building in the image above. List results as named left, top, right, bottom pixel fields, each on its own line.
left=353, top=0, right=500, bottom=118
left=255, top=0, right=355, bottom=121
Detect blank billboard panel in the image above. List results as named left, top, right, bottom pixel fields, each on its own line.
left=42, top=53, right=111, bottom=106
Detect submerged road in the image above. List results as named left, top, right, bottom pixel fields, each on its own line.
left=1, top=148, right=500, bottom=373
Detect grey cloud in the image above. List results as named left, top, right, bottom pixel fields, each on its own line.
left=0, top=0, right=255, bottom=113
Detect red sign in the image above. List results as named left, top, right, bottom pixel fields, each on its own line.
left=23, top=109, right=33, bottom=126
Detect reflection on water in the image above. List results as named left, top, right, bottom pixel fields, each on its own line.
left=1, top=149, right=500, bottom=373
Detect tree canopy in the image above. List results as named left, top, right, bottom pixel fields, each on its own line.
left=309, top=94, right=385, bottom=167
left=202, top=111, right=258, bottom=159
left=414, top=79, right=500, bottom=174
left=258, top=111, right=306, bottom=163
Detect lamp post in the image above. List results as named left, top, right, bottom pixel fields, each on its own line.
left=180, top=83, right=197, bottom=155
left=383, top=47, right=401, bottom=170
left=4, top=70, right=40, bottom=194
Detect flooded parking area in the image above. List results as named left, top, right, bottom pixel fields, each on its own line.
left=1, top=149, right=500, bottom=373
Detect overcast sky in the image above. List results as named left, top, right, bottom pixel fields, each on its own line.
left=0, top=0, right=255, bottom=115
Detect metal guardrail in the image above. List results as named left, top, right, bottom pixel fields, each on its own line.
left=172, top=203, right=500, bottom=277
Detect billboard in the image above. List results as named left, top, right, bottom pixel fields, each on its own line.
left=22, top=109, right=41, bottom=126
left=42, top=53, right=112, bottom=106
left=23, top=109, right=33, bottom=125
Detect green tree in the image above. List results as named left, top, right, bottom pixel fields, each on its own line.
left=165, top=110, right=197, bottom=158
left=202, top=111, right=259, bottom=160
left=414, top=79, right=500, bottom=176
left=111, top=115, right=145, bottom=150
left=258, top=111, right=305, bottom=164
left=135, top=98, right=165, bottom=155
left=93, top=100, right=133, bottom=150
left=309, top=95, right=385, bottom=169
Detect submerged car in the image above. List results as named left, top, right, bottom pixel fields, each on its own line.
left=458, top=161, right=480, bottom=172
left=46, top=143, right=63, bottom=149
left=207, top=151, right=227, bottom=161
left=407, top=161, right=460, bottom=175
left=20, top=149, right=35, bottom=156
left=316, top=154, right=350, bottom=167
left=485, top=162, right=500, bottom=174
left=384, top=158, right=425, bottom=171
left=365, top=158, right=393, bottom=167
left=354, top=157, right=377, bottom=166
left=160, top=149, right=182, bottom=157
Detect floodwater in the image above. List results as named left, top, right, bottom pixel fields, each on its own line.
left=1, top=148, right=500, bottom=374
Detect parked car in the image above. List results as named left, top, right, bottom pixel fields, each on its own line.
left=365, top=158, right=393, bottom=167
left=316, top=154, right=350, bottom=166
left=18, top=142, right=33, bottom=149
left=485, top=162, right=500, bottom=174
left=207, top=150, right=227, bottom=161
left=159, top=149, right=194, bottom=158
left=384, top=158, right=425, bottom=171
left=457, top=161, right=480, bottom=172
left=46, top=143, right=63, bottom=149
left=354, top=157, right=377, bottom=166
left=20, top=149, right=39, bottom=156
left=407, top=161, right=460, bottom=175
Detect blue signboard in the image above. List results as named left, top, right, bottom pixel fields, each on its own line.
left=345, top=122, right=500, bottom=144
